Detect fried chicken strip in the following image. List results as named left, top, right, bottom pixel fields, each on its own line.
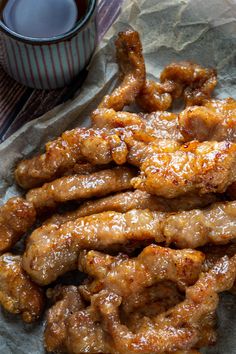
left=15, top=123, right=181, bottom=189
left=94, top=255, right=236, bottom=354
left=44, top=190, right=218, bottom=227
left=164, top=201, right=236, bottom=248
left=22, top=209, right=166, bottom=285
left=0, top=254, right=44, bottom=322
left=45, top=285, right=85, bottom=353
left=136, top=79, right=173, bottom=112
left=78, top=245, right=205, bottom=303
left=26, top=166, right=135, bottom=212
left=98, top=31, right=145, bottom=111
left=179, top=98, right=236, bottom=142
left=0, top=197, right=36, bottom=253
left=133, top=140, right=236, bottom=198
left=136, top=62, right=217, bottom=112
left=160, top=61, right=217, bottom=106
left=23, top=200, right=236, bottom=285
left=44, top=246, right=204, bottom=354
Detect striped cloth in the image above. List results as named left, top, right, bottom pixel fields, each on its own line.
left=0, top=0, right=122, bottom=142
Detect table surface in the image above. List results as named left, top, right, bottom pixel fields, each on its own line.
left=0, top=0, right=122, bottom=143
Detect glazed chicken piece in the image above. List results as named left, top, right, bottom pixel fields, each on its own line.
left=0, top=197, right=36, bottom=253
left=45, top=285, right=85, bottom=353
left=133, top=140, right=236, bottom=198
left=0, top=253, right=44, bottom=322
left=22, top=200, right=236, bottom=286
left=164, top=201, right=236, bottom=248
left=202, top=243, right=236, bottom=293
left=44, top=246, right=204, bottom=353
left=202, top=243, right=236, bottom=271
left=160, top=61, right=217, bottom=106
left=142, top=110, right=183, bottom=141
left=26, top=166, right=135, bottom=212
left=94, top=255, right=236, bottom=354
left=78, top=245, right=205, bottom=304
left=64, top=162, right=107, bottom=176
left=44, top=190, right=217, bottom=227
left=179, top=98, right=236, bottom=142
left=14, top=122, right=180, bottom=190
left=22, top=209, right=166, bottom=285
left=136, top=79, right=173, bottom=112
left=97, top=30, right=145, bottom=111
left=45, top=254, right=234, bottom=353
left=136, top=62, right=217, bottom=112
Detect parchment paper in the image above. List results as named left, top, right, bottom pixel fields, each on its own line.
left=0, top=0, right=236, bottom=352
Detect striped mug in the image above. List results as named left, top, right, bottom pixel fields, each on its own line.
left=0, top=0, right=97, bottom=89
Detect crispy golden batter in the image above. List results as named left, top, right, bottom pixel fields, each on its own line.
left=26, top=166, right=135, bottom=212
left=136, top=79, right=173, bottom=112
left=64, top=162, right=107, bottom=176
left=44, top=285, right=85, bottom=353
left=0, top=197, right=36, bottom=253
left=44, top=245, right=205, bottom=354
left=23, top=200, right=236, bottom=285
left=164, top=201, right=236, bottom=248
left=94, top=255, right=235, bottom=354
left=0, top=254, right=44, bottom=322
left=98, top=31, right=145, bottom=111
left=44, top=190, right=217, bottom=227
left=160, top=61, right=217, bottom=106
left=78, top=246, right=205, bottom=303
left=15, top=126, right=182, bottom=190
left=22, top=209, right=166, bottom=285
left=133, top=141, right=236, bottom=198
left=179, top=98, right=236, bottom=142
left=142, top=110, right=183, bottom=141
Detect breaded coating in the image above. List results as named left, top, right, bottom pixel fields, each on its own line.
left=133, top=140, right=236, bottom=198
left=14, top=126, right=134, bottom=189
left=45, top=285, right=84, bottom=353
left=26, top=166, right=135, bottom=212
left=64, top=162, right=106, bottom=176
left=15, top=103, right=184, bottom=190
left=92, top=108, right=183, bottom=142
left=44, top=190, right=171, bottom=226
left=94, top=255, right=235, bottom=354
left=44, top=190, right=218, bottom=227
left=179, top=98, right=236, bottom=142
left=22, top=209, right=166, bottom=285
left=164, top=201, right=236, bottom=248
left=98, top=31, right=145, bottom=111
left=44, top=245, right=204, bottom=353
left=0, top=254, right=44, bottom=322
left=136, top=79, right=173, bottom=112
left=142, top=110, right=183, bottom=141
left=23, top=201, right=236, bottom=285
left=78, top=245, right=205, bottom=302
left=202, top=243, right=236, bottom=293
left=0, top=197, right=36, bottom=253
left=122, top=281, right=184, bottom=318
left=160, top=61, right=217, bottom=106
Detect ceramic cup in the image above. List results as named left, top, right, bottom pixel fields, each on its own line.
left=0, top=0, right=97, bottom=89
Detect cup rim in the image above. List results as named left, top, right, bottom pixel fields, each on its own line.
left=0, top=0, right=97, bottom=44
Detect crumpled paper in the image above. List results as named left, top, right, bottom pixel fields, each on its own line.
left=0, top=0, right=236, bottom=352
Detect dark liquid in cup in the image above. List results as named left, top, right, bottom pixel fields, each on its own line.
left=1, top=0, right=90, bottom=38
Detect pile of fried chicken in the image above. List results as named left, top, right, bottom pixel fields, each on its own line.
left=0, top=30, right=236, bottom=354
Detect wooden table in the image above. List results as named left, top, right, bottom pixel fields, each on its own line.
left=0, top=0, right=121, bottom=143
